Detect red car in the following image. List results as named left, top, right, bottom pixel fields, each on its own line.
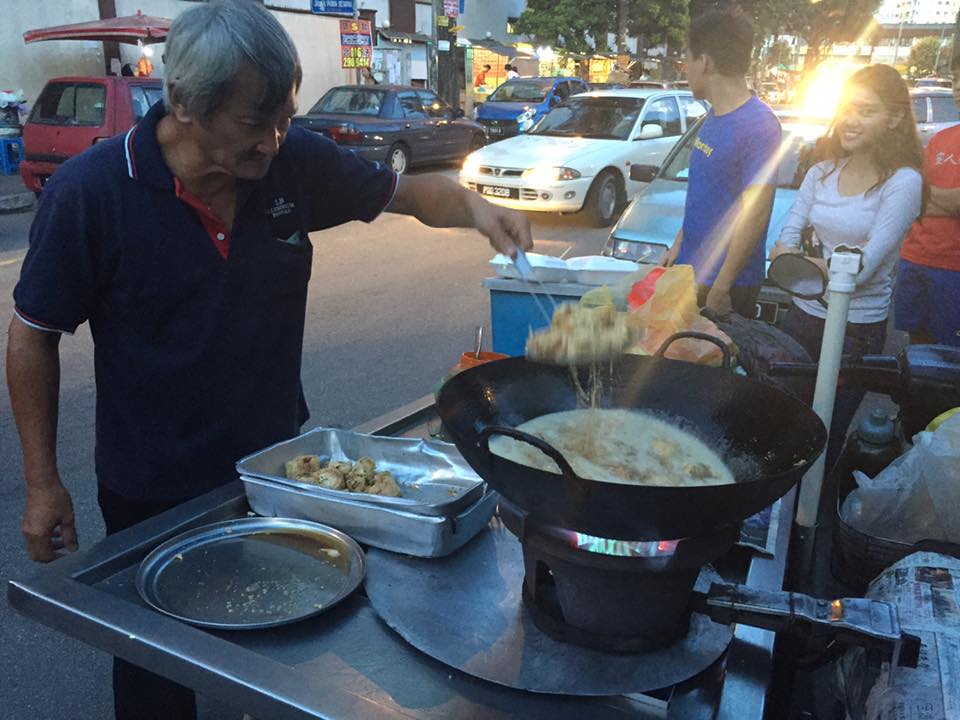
left=20, top=75, right=162, bottom=193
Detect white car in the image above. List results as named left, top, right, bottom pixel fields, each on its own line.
left=460, top=89, right=706, bottom=227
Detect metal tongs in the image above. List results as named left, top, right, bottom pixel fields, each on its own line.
left=513, top=247, right=559, bottom=326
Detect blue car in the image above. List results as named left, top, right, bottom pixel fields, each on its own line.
left=602, top=113, right=829, bottom=323
left=474, top=77, right=590, bottom=141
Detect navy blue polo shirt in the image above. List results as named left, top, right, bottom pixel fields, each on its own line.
left=14, top=101, right=397, bottom=502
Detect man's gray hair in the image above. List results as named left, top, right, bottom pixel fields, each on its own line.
left=163, top=0, right=302, bottom=120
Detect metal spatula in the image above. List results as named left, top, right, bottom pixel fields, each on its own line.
left=513, top=247, right=558, bottom=326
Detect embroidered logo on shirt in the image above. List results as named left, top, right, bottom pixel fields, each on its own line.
left=269, top=196, right=296, bottom=219
left=935, top=151, right=960, bottom=166
left=693, top=136, right=714, bottom=158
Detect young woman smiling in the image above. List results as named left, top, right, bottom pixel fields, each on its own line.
left=770, top=64, right=924, bottom=470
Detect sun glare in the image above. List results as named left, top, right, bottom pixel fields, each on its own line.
left=797, top=60, right=859, bottom=120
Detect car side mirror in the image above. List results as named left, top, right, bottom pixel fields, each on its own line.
left=629, top=164, right=659, bottom=182
left=636, top=124, right=664, bottom=140
left=767, top=253, right=826, bottom=300
left=550, top=96, right=561, bottom=106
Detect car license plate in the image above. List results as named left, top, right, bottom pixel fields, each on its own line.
left=481, top=185, right=513, bottom=198
left=488, top=126, right=503, bottom=135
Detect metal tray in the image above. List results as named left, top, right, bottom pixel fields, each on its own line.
left=135, top=517, right=364, bottom=630
left=243, top=474, right=499, bottom=558
left=236, top=427, right=484, bottom=517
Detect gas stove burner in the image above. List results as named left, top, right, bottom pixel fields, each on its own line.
left=499, top=499, right=739, bottom=653
left=364, top=519, right=735, bottom=697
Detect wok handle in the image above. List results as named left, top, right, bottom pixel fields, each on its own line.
left=478, top=425, right=579, bottom=479
left=655, top=332, right=732, bottom=370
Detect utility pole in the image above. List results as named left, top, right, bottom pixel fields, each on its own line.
left=434, top=0, right=458, bottom=109
left=617, top=0, right=629, bottom=54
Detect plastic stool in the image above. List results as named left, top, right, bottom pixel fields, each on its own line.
left=1, top=137, right=24, bottom=176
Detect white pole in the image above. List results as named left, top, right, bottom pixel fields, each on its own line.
left=795, top=250, right=862, bottom=528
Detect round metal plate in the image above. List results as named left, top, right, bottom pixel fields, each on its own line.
left=365, top=521, right=733, bottom=696
left=136, top=517, right=365, bottom=630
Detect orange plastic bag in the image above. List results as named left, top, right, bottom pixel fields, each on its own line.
left=623, top=265, right=736, bottom=367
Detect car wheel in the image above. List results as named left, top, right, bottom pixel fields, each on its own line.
left=388, top=144, right=410, bottom=175
left=469, top=133, right=486, bottom=152
left=584, top=170, right=622, bottom=228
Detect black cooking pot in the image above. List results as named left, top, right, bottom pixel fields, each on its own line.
left=437, top=346, right=826, bottom=541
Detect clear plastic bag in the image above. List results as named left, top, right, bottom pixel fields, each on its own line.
left=847, top=413, right=960, bottom=544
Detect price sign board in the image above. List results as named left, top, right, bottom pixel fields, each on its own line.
left=311, top=0, right=354, bottom=15
left=339, top=19, right=373, bottom=69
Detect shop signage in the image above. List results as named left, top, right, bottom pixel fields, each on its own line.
left=339, top=18, right=373, bottom=69
left=312, top=0, right=354, bottom=15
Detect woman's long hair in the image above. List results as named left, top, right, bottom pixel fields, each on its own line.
left=820, top=64, right=924, bottom=194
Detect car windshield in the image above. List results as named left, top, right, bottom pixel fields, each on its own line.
left=530, top=96, right=644, bottom=140
left=311, top=88, right=385, bottom=116
left=487, top=81, right=552, bottom=103
left=661, top=118, right=829, bottom=188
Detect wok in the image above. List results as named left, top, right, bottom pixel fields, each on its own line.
left=437, top=341, right=826, bottom=541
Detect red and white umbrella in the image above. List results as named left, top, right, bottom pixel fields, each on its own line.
left=23, top=10, right=171, bottom=46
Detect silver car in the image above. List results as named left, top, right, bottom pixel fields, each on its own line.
left=911, top=87, right=960, bottom=146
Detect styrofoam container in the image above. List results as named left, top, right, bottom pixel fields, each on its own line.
left=489, top=253, right=570, bottom=283
left=565, top=255, right=638, bottom=286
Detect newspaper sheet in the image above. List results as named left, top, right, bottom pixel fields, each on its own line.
left=842, top=553, right=960, bottom=720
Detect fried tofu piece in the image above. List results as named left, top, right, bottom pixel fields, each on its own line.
left=365, top=471, right=402, bottom=497
left=315, top=468, right=346, bottom=490
left=285, top=454, right=322, bottom=480
left=327, top=460, right=353, bottom=476
left=526, top=303, right=631, bottom=365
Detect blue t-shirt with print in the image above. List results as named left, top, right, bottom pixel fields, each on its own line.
left=677, top=95, right=781, bottom=287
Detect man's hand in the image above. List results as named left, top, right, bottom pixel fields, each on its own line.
left=471, top=200, right=533, bottom=256
left=23, top=477, right=78, bottom=563
left=387, top=174, right=533, bottom=255
left=660, top=243, right=681, bottom=267
left=704, top=284, right=733, bottom=315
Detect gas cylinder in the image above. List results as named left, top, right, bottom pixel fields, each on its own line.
left=842, top=409, right=905, bottom=479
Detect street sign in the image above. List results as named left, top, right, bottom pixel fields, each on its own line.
left=311, top=0, right=354, bottom=15
left=443, top=0, right=459, bottom=17
left=339, top=18, right=372, bottom=69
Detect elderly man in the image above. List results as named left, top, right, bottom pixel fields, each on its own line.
left=6, top=2, right=530, bottom=718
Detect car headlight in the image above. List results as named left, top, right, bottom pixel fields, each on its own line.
left=522, top=166, right=581, bottom=184
left=462, top=152, right=483, bottom=176
left=606, top=238, right=669, bottom=264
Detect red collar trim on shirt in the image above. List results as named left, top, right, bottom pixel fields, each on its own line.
left=173, top=177, right=232, bottom=260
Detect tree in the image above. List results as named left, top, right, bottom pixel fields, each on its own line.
left=514, top=0, right=686, bottom=56
left=764, top=39, right=792, bottom=68
left=695, top=0, right=881, bottom=74
left=908, top=36, right=953, bottom=77
left=513, top=0, right=616, bottom=54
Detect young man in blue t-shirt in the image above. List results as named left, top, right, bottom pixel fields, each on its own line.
left=662, top=9, right=781, bottom=317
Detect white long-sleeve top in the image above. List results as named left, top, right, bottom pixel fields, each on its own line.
left=777, top=160, right=922, bottom=323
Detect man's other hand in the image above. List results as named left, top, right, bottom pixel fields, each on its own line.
left=472, top=201, right=533, bottom=257
left=23, top=479, right=78, bottom=562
